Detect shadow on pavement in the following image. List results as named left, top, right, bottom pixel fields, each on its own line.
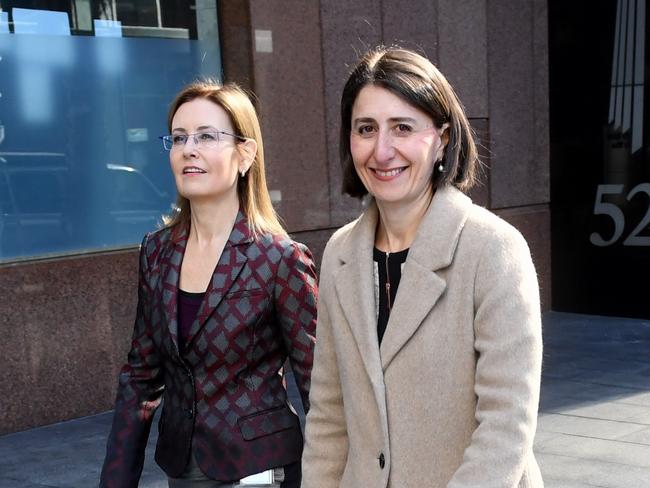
left=541, top=311, right=650, bottom=413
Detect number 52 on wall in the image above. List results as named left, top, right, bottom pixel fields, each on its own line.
left=590, top=183, right=650, bottom=247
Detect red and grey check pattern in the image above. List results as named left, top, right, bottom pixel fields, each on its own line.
left=100, top=212, right=317, bottom=487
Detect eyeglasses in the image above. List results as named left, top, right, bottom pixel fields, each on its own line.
left=159, top=130, right=247, bottom=151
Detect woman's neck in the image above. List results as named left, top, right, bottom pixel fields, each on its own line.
left=375, top=188, right=433, bottom=253
left=188, top=195, right=239, bottom=246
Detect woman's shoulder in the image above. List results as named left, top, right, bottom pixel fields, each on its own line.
left=254, top=231, right=313, bottom=263
left=141, top=225, right=175, bottom=250
left=132, top=225, right=176, bottom=271
left=467, top=202, right=517, bottom=231
left=463, top=201, right=531, bottom=256
left=435, top=185, right=524, bottom=244
left=136, top=225, right=174, bottom=255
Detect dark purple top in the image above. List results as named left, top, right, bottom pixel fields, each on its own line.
left=178, top=289, right=205, bottom=351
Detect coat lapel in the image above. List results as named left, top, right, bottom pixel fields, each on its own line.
left=333, top=203, right=385, bottom=388
left=184, top=211, right=252, bottom=350
left=379, top=186, right=473, bottom=370
left=159, top=225, right=187, bottom=351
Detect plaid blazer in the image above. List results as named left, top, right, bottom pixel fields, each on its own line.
left=100, top=212, right=317, bottom=487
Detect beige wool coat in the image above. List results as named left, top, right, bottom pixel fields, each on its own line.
left=301, top=186, right=544, bottom=488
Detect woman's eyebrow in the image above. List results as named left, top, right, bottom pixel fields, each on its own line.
left=387, top=117, right=417, bottom=124
left=352, top=117, right=375, bottom=126
left=171, top=125, right=217, bottom=133
left=353, top=116, right=419, bottom=125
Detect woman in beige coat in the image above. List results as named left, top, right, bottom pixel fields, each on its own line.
left=301, top=47, right=544, bottom=488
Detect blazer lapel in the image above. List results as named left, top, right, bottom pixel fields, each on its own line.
left=184, top=211, right=252, bottom=350
left=160, top=225, right=188, bottom=352
left=379, top=186, right=473, bottom=370
left=333, top=204, right=385, bottom=389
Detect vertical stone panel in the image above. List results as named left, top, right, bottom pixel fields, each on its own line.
left=381, top=0, right=438, bottom=60
left=487, top=0, right=549, bottom=208
left=533, top=0, right=550, bottom=198
left=248, top=0, right=330, bottom=231
left=438, top=0, right=489, bottom=119
left=217, top=0, right=255, bottom=89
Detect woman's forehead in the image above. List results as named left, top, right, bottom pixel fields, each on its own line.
left=352, top=85, right=431, bottom=122
left=172, top=98, right=231, bottom=129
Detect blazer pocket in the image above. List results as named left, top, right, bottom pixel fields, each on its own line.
left=237, top=405, right=297, bottom=441
left=225, top=288, right=266, bottom=299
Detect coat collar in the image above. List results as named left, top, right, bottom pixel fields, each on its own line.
left=333, top=186, right=473, bottom=379
left=160, top=210, right=254, bottom=354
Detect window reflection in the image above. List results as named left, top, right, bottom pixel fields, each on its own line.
left=0, top=1, right=221, bottom=261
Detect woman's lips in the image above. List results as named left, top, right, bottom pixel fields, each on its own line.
left=183, top=166, right=206, bottom=174
left=371, top=167, right=406, bottom=180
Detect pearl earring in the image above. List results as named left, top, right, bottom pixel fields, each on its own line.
left=438, top=161, right=444, bottom=172
left=240, top=169, right=246, bottom=177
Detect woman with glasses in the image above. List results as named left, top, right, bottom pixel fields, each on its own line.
left=100, top=81, right=317, bottom=488
left=301, top=47, right=543, bottom=488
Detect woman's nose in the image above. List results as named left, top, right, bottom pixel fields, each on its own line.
left=182, top=135, right=199, bottom=156
left=373, top=130, right=396, bottom=163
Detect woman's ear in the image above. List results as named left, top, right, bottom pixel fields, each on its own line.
left=439, top=122, right=450, bottom=145
left=436, top=123, right=450, bottom=161
left=238, top=138, right=258, bottom=174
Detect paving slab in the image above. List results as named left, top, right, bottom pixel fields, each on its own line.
left=618, top=426, right=650, bottom=444
left=549, top=401, right=650, bottom=423
left=537, top=413, right=648, bottom=440
left=537, top=426, right=650, bottom=469
left=537, top=451, right=650, bottom=488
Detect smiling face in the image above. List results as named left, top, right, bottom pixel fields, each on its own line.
left=169, top=98, right=246, bottom=205
left=350, top=85, right=447, bottom=209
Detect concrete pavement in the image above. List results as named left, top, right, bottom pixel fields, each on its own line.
left=1, top=311, right=649, bottom=487
left=535, top=312, right=650, bottom=487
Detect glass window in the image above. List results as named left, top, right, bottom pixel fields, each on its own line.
left=0, top=0, right=222, bottom=261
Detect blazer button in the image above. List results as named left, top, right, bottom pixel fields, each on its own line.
left=185, top=408, right=193, bottom=418
left=378, top=453, right=385, bottom=469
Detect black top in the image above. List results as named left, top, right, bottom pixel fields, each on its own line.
left=373, top=247, right=409, bottom=345
left=178, top=289, right=205, bottom=351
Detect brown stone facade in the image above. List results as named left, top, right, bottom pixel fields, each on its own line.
left=0, top=0, right=549, bottom=434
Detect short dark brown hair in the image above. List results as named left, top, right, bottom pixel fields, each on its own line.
left=340, top=46, right=479, bottom=197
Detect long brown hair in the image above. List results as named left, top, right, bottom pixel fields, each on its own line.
left=162, top=80, right=286, bottom=237
left=340, top=46, right=479, bottom=197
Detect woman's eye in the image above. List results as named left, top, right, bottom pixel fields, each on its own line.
left=395, top=123, right=412, bottom=134
left=172, top=135, right=187, bottom=145
left=198, top=132, right=217, bottom=142
left=356, top=125, right=375, bottom=136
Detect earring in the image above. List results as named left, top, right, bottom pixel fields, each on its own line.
left=438, top=161, right=444, bottom=173
left=240, top=169, right=246, bottom=177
